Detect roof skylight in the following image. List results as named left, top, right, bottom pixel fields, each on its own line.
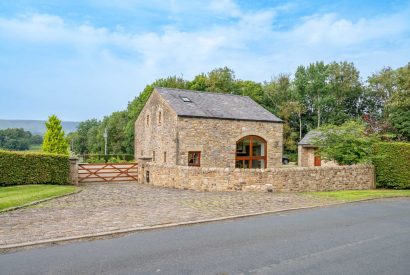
left=181, top=97, right=192, bottom=102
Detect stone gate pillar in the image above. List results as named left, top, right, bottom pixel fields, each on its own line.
left=138, top=157, right=152, bottom=184
left=69, top=157, right=79, bottom=185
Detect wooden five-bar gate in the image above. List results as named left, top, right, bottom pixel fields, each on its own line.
left=78, top=163, right=138, bottom=183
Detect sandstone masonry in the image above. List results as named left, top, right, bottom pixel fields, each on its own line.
left=144, top=163, right=375, bottom=192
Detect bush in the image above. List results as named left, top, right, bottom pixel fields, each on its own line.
left=373, top=142, right=410, bottom=189
left=313, top=121, right=378, bottom=165
left=0, top=150, right=70, bottom=186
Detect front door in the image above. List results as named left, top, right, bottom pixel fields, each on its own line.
left=314, top=155, right=321, bottom=166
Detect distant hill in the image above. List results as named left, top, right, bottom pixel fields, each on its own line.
left=0, top=119, right=79, bottom=135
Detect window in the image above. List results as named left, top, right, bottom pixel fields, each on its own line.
left=164, top=152, right=167, bottom=163
left=188, top=151, right=201, bottom=166
left=181, top=97, right=191, bottom=102
left=153, top=151, right=155, bottom=161
left=146, top=171, right=150, bottom=183
left=141, top=150, right=144, bottom=156
left=235, top=136, right=267, bottom=169
left=158, top=111, right=162, bottom=125
left=146, top=114, right=150, bottom=126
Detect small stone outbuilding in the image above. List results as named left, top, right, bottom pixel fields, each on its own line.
left=298, top=130, right=337, bottom=167
left=135, top=87, right=284, bottom=169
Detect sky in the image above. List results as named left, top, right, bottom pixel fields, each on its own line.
left=1, top=0, right=409, bottom=121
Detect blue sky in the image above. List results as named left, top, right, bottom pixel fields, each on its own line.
left=1, top=0, right=409, bottom=121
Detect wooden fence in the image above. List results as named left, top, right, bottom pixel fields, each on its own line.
left=78, top=163, right=138, bottom=183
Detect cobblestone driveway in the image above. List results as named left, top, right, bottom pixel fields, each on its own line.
left=0, top=183, right=336, bottom=247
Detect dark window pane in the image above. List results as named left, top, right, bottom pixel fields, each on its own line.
left=236, top=137, right=250, bottom=157
left=188, top=151, right=201, bottom=166
left=252, top=159, right=264, bottom=169
left=252, top=138, right=265, bottom=156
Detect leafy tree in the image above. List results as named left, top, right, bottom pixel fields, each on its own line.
left=367, top=66, right=398, bottom=117
left=189, top=73, right=208, bottom=91
left=327, top=61, right=364, bottom=124
left=205, top=67, right=236, bottom=93
left=72, top=119, right=101, bottom=154
left=262, top=74, right=300, bottom=152
left=102, top=111, right=128, bottom=154
left=386, top=63, right=410, bottom=140
left=0, top=128, right=33, bottom=151
left=30, top=134, right=43, bottom=145
left=235, top=80, right=264, bottom=104
left=42, top=115, right=69, bottom=155
left=312, top=120, right=379, bottom=165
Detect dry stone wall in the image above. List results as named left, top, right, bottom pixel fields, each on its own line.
left=143, top=163, right=375, bottom=192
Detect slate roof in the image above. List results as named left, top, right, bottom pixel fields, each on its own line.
left=298, top=130, right=322, bottom=146
left=155, top=87, right=282, bottom=123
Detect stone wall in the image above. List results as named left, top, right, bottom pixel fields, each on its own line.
left=298, top=145, right=315, bottom=167
left=144, top=163, right=375, bottom=192
left=135, top=90, right=179, bottom=165
left=177, top=117, right=283, bottom=168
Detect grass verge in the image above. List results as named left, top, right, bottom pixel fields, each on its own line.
left=0, top=185, right=77, bottom=211
left=308, top=189, right=410, bottom=202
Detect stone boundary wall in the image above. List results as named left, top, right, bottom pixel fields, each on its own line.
left=144, top=163, right=375, bottom=192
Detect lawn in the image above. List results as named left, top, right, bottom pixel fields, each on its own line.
left=0, top=185, right=77, bottom=211
left=309, top=189, right=410, bottom=202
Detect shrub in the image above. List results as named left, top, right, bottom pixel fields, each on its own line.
left=373, top=142, right=410, bottom=189
left=0, top=150, right=70, bottom=186
left=313, top=120, right=379, bottom=165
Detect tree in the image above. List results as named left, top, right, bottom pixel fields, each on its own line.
left=42, top=115, right=69, bottom=155
left=205, top=67, right=236, bottom=93
left=312, top=120, right=379, bottom=165
left=72, top=119, right=101, bottom=154
left=365, top=62, right=410, bottom=141
left=102, top=111, right=129, bottom=154
left=327, top=61, right=364, bottom=124
left=0, top=128, right=33, bottom=151
left=367, top=66, right=398, bottom=117
left=261, top=74, right=304, bottom=157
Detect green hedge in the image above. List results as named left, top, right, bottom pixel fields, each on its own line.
left=373, top=142, right=410, bottom=189
left=0, top=150, right=70, bottom=186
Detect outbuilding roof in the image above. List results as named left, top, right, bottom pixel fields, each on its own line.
left=298, top=130, right=322, bottom=146
left=155, top=87, right=282, bottom=123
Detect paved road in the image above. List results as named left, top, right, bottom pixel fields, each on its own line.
left=1, top=198, right=410, bottom=275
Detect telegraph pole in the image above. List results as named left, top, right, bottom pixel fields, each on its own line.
left=103, top=127, right=108, bottom=156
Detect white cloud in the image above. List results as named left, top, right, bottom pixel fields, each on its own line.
left=0, top=3, right=409, bottom=120
left=286, top=12, right=410, bottom=47
left=209, top=0, right=242, bottom=17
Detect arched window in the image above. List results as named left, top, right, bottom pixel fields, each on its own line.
left=235, top=135, right=267, bottom=169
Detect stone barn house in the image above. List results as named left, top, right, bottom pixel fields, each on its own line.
left=135, top=87, right=284, bottom=169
